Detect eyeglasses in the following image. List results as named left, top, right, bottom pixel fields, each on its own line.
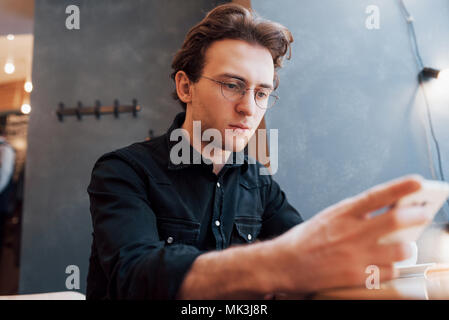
left=201, top=76, right=278, bottom=109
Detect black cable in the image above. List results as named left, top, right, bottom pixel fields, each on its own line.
left=398, top=0, right=425, bottom=70
left=419, top=73, right=447, bottom=183
left=398, top=0, right=449, bottom=215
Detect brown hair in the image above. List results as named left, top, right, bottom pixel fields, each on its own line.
left=170, top=3, right=293, bottom=110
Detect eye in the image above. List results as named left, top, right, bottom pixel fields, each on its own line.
left=225, top=83, right=238, bottom=90
left=223, top=82, right=243, bottom=92
left=256, top=90, right=269, bottom=99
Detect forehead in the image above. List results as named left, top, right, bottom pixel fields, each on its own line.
left=202, top=39, right=274, bottom=85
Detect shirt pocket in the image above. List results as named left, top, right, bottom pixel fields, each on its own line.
left=238, top=175, right=269, bottom=215
left=157, top=217, right=200, bottom=246
left=230, top=217, right=262, bottom=246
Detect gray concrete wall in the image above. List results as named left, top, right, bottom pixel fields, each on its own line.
left=20, top=0, right=226, bottom=294
left=253, top=0, right=449, bottom=221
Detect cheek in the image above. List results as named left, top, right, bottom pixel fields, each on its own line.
left=255, top=110, right=266, bottom=127
left=248, top=111, right=266, bottom=138
left=195, top=85, right=228, bottom=116
left=200, top=81, right=225, bottom=105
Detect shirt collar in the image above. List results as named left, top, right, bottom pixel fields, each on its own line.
left=165, top=112, right=247, bottom=170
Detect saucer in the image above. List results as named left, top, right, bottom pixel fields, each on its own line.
left=395, top=263, right=436, bottom=278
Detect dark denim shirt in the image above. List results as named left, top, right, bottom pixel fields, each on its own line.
left=86, top=111, right=303, bottom=300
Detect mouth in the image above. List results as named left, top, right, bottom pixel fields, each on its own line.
left=228, top=124, right=251, bottom=135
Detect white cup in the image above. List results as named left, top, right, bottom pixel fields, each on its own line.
left=393, top=241, right=418, bottom=267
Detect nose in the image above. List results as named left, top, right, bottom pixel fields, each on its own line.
left=235, top=90, right=256, bottom=116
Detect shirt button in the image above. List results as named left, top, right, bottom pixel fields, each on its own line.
left=215, top=220, right=221, bottom=227
left=217, top=182, right=221, bottom=188
left=247, top=234, right=252, bottom=241
left=166, top=236, right=173, bottom=244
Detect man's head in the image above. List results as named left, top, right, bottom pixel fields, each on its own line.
left=171, top=4, right=293, bottom=152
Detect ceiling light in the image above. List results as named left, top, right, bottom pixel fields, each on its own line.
left=21, top=104, right=31, bottom=114
left=24, top=81, right=33, bottom=92
left=4, top=62, right=15, bottom=74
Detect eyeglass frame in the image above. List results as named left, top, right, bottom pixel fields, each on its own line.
left=200, top=75, right=279, bottom=109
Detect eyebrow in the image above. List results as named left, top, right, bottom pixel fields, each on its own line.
left=218, top=73, right=274, bottom=90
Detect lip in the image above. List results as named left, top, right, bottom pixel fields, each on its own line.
left=229, top=123, right=250, bottom=130
left=228, top=124, right=251, bottom=136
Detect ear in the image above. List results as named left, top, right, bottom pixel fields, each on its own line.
left=175, top=71, right=193, bottom=104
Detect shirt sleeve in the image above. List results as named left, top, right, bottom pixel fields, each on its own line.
left=87, top=152, right=204, bottom=299
left=259, top=174, right=304, bottom=240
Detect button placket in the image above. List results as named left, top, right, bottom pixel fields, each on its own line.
left=212, top=178, right=226, bottom=250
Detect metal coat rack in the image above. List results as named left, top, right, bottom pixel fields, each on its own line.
left=56, top=99, right=141, bottom=122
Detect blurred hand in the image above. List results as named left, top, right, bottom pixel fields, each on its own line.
left=272, top=174, right=430, bottom=293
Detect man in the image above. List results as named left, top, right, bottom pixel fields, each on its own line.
left=87, top=4, right=428, bottom=299
left=0, top=133, right=15, bottom=250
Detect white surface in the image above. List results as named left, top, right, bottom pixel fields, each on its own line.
left=0, top=291, right=86, bottom=300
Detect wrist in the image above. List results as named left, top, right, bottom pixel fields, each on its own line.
left=249, top=237, right=292, bottom=295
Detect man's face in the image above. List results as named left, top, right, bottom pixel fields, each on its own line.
left=188, top=39, right=275, bottom=152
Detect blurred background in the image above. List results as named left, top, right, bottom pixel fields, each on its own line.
left=0, top=0, right=447, bottom=296
left=0, top=0, right=33, bottom=294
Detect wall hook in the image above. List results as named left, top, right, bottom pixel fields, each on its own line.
left=76, top=101, right=83, bottom=121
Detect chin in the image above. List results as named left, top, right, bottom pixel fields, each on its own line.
left=223, top=137, right=247, bottom=152
left=235, top=139, right=249, bottom=152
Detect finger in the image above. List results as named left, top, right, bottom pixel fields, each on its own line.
left=363, top=206, right=431, bottom=243
left=380, top=264, right=398, bottom=282
left=366, top=242, right=414, bottom=265
left=338, top=264, right=397, bottom=289
left=365, top=264, right=398, bottom=284
left=345, top=174, right=423, bottom=218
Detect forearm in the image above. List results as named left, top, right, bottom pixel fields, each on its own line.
left=177, top=239, right=283, bottom=299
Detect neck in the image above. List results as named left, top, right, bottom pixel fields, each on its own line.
left=181, top=111, right=231, bottom=175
